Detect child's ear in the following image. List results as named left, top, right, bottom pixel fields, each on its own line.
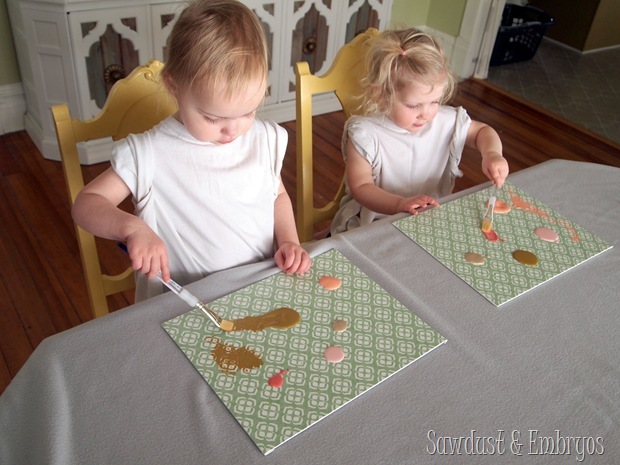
left=163, top=74, right=177, bottom=97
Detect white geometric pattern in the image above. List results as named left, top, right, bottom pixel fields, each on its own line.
left=162, top=249, right=446, bottom=454
left=394, top=182, right=612, bottom=306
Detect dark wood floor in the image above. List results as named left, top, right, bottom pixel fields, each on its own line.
left=1, top=78, right=619, bottom=394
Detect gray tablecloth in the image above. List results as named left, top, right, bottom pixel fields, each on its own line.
left=2, top=160, right=619, bottom=464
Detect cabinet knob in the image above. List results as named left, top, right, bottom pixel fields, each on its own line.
left=104, top=64, right=126, bottom=85
left=303, top=37, right=317, bottom=54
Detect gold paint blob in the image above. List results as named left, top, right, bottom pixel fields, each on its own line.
left=230, top=307, right=301, bottom=332
left=464, top=252, right=485, bottom=265
left=512, top=250, right=539, bottom=266
left=332, top=319, right=348, bottom=332
left=204, top=336, right=263, bottom=375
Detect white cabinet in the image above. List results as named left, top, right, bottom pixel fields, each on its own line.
left=8, top=0, right=391, bottom=163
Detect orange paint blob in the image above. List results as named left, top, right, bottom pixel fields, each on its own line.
left=319, top=276, right=342, bottom=290
left=493, top=200, right=511, bottom=214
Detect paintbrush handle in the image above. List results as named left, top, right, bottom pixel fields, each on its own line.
left=488, top=184, right=498, bottom=207
left=118, top=241, right=223, bottom=328
left=157, top=274, right=224, bottom=326
left=157, top=274, right=200, bottom=308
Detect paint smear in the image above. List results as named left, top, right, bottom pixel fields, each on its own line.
left=534, top=227, right=560, bottom=243
left=319, top=276, right=342, bottom=290
left=324, top=346, right=345, bottom=364
left=555, top=218, right=580, bottom=242
left=482, top=229, right=503, bottom=242
left=507, top=189, right=580, bottom=242
left=268, top=369, right=289, bottom=388
left=508, top=191, right=552, bottom=220
left=332, top=319, right=348, bottom=333
left=204, top=336, right=263, bottom=375
left=230, top=307, right=301, bottom=332
left=512, top=250, right=539, bottom=266
left=464, top=252, right=485, bottom=265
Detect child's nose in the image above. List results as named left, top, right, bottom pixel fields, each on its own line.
left=418, top=106, right=432, bottom=120
left=221, top=121, right=238, bottom=137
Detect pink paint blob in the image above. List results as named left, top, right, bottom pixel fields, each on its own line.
left=324, top=346, right=345, bottom=364
left=534, top=227, right=560, bottom=243
left=319, top=276, right=342, bottom=290
left=268, top=369, right=289, bottom=388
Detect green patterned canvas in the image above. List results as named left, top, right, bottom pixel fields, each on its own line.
left=162, top=249, right=446, bottom=454
left=393, top=182, right=612, bottom=306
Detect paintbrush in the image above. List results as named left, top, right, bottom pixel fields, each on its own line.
left=118, top=242, right=233, bottom=331
left=157, top=275, right=234, bottom=332
left=481, top=184, right=498, bottom=233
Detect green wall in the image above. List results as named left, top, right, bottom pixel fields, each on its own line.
left=427, top=0, right=467, bottom=36
left=391, top=0, right=431, bottom=28
left=0, top=0, right=20, bottom=85
left=391, top=0, right=467, bottom=36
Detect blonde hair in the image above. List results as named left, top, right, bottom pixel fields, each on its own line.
left=361, top=28, right=456, bottom=116
left=162, top=0, right=269, bottom=98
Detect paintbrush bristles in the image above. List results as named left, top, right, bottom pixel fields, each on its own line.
left=481, top=185, right=497, bottom=232
left=220, top=320, right=235, bottom=332
left=481, top=203, right=494, bottom=232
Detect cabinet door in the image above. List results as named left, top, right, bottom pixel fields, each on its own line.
left=69, top=7, right=151, bottom=118
left=279, top=0, right=340, bottom=103
left=279, top=0, right=392, bottom=104
left=244, top=0, right=283, bottom=107
left=151, top=3, right=184, bottom=62
left=340, top=0, right=392, bottom=43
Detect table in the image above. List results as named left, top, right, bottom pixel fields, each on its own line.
left=2, top=160, right=619, bottom=464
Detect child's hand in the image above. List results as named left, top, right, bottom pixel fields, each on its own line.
left=482, top=152, right=509, bottom=187
left=397, top=195, right=439, bottom=215
left=274, top=242, right=311, bottom=275
left=125, top=227, right=170, bottom=282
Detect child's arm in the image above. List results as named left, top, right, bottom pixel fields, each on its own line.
left=273, top=178, right=311, bottom=274
left=72, top=167, right=170, bottom=281
left=466, top=121, right=509, bottom=187
left=346, top=139, right=439, bottom=215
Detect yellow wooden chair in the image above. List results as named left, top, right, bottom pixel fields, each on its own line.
left=51, top=60, right=177, bottom=318
left=295, top=28, right=380, bottom=242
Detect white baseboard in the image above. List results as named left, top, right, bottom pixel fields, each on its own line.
left=0, top=83, right=26, bottom=135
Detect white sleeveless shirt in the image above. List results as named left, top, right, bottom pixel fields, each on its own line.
left=112, top=116, right=286, bottom=301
